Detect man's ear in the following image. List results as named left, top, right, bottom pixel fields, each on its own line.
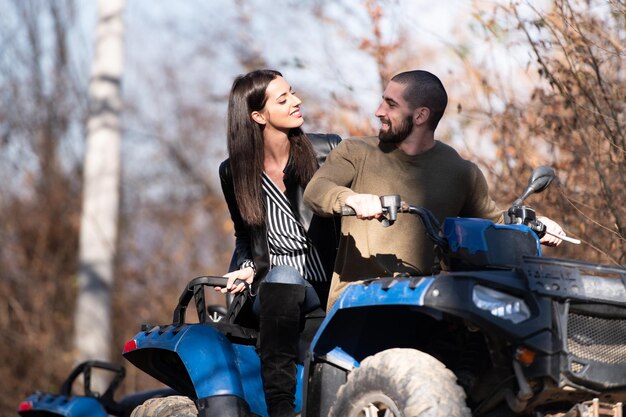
left=413, top=107, right=430, bottom=127
left=251, top=111, right=266, bottom=125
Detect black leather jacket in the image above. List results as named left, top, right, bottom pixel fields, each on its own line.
left=219, top=133, right=342, bottom=296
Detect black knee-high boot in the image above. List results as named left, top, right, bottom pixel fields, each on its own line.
left=258, top=282, right=306, bottom=417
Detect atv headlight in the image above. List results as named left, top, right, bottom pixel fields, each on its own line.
left=472, top=285, right=530, bottom=324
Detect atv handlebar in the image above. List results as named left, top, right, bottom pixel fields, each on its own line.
left=342, top=193, right=579, bottom=248
left=341, top=196, right=448, bottom=249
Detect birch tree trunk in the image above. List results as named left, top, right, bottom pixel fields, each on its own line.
left=74, top=0, right=125, bottom=374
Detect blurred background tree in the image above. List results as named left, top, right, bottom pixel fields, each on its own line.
left=465, top=0, right=625, bottom=264
left=1, top=0, right=86, bottom=406
left=74, top=0, right=125, bottom=387
left=0, top=0, right=624, bottom=413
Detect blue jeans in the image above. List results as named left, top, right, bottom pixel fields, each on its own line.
left=252, top=265, right=321, bottom=316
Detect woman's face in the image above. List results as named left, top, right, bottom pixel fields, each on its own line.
left=253, top=76, right=303, bottom=131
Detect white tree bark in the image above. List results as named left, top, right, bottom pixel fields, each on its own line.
left=74, top=0, right=125, bottom=374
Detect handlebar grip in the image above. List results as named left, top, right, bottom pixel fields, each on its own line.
left=189, top=276, right=230, bottom=288
left=341, top=206, right=356, bottom=216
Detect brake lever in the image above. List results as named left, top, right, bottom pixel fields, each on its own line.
left=544, top=230, right=581, bottom=245
left=533, top=218, right=581, bottom=245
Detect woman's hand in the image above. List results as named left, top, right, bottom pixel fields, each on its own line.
left=215, top=267, right=255, bottom=294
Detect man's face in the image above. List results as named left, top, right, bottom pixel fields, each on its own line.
left=375, top=81, right=414, bottom=143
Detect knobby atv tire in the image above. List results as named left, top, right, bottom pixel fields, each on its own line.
left=329, top=348, right=471, bottom=417
left=130, top=395, right=197, bottom=417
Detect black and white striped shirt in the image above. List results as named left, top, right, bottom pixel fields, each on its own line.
left=262, top=173, right=327, bottom=282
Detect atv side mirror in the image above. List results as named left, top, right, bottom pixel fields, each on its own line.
left=512, top=166, right=556, bottom=207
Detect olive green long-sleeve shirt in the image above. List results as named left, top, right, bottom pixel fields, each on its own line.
left=303, top=136, right=502, bottom=309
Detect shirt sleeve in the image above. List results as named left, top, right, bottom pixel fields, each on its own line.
left=462, top=163, right=503, bottom=222
left=304, top=139, right=360, bottom=216
left=219, top=160, right=254, bottom=271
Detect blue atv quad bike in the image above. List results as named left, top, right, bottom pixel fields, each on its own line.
left=123, top=166, right=626, bottom=417
left=17, top=360, right=177, bottom=417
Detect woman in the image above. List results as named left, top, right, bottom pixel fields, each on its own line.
left=218, top=69, right=340, bottom=417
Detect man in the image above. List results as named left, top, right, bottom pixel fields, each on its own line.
left=303, top=70, right=563, bottom=309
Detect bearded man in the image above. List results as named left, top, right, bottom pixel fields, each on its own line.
left=303, top=70, right=564, bottom=309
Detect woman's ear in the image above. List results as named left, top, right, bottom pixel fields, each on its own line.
left=251, top=111, right=266, bottom=125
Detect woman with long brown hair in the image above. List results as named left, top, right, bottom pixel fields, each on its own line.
left=218, top=69, right=340, bottom=417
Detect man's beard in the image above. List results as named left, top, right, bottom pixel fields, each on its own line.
left=378, top=115, right=413, bottom=144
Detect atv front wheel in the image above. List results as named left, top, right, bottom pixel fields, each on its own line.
left=329, top=348, right=471, bottom=417
left=130, top=395, right=197, bottom=417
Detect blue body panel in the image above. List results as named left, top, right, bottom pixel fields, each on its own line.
left=133, top=325, right=248, bottom=398
left=311, top=278, right=435, bottom=359
left=333, top=277, right=435, bottom=310
left=310, top=218, right=541, bottom=360
left=443, top=217, right=542, bottom=256
left=129, top=324, right=304, bottom=416
left=19, top=393, right=107, bottom=417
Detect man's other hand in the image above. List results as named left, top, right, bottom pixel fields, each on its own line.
left=345, top=194, right=383, bottom=220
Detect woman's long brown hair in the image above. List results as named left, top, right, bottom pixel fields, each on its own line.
left=227, top=69, right=318, bottom=226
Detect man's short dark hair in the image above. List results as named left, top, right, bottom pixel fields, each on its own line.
left=391, top=70, right=448, bottom=131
